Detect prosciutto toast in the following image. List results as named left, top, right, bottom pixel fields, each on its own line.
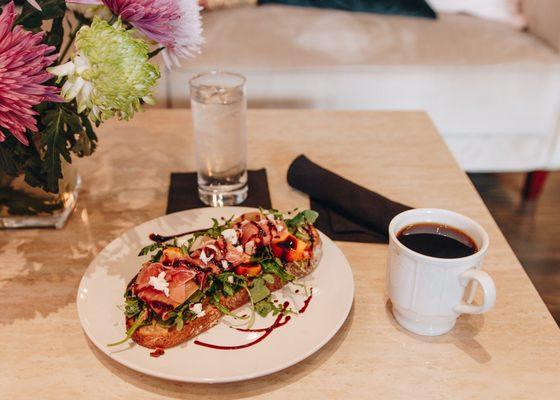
left=113, top=210, right=322, bottom=350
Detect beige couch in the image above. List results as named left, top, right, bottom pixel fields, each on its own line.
left=157, top=0, right=560, bottom=172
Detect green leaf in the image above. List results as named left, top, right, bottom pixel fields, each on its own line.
left=107, top=309, right=147, bottom=347
left=138, top=242, right=160, bottom=257
left=262, top=273, right=275, bottom=284
left=40, top=107, right=72, bottom=193
left=249, top=278, right=270, bottom=304
left=187, top=290, right=204, bottom=303
left=0, top=141, right=20, bottom=176
left=286, top=210, right=319, bottom=230
left=254, top=299, right=273, bottom=317
left=150, top=250, right=163, bottom=263
left=124, top=297, right=142, bottom=318
left=175, top=314, right=184, bottom=331
left=46, top=14, right=64, bottom=50
left=15, top=0, right=66, bottom=29
left=213, top=301, right=247, bottom=320
left=216, top=272, right=246, bottom=297
left=261, top=258, right=294, bottom=283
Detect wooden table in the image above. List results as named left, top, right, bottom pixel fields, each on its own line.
left=1, top=110, right=559, bottom=399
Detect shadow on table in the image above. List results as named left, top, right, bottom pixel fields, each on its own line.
left=384, top=299, right=491, bottom=364
left=89, top=305, right=355, bottom=399
left=0, top=207, right=100, bottom=325
left=0, top=202, right=152, bottom=326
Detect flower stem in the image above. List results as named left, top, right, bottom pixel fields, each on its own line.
left=58, top=22, right=83, bottom=63
left=148, top=47, right=165, bottom=59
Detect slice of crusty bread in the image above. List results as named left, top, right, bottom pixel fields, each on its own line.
left=127, top=234, right=322, bottom=349
left=126, top=275, right=285, bottom=349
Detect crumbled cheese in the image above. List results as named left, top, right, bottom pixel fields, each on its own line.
left=148, top=271, right=169, bottom=297
left=227, top=275, right=234, bottom=284
left=241, top=220, right=249, bottom=226
left=245, top=240, right=255, bottom=254
left=190, top=303, right=206, bottom=318
left=221, top=228, right=238, bottom=245
left=276, top=224, right=284, bottom=232
left=221, top=260, right=230, bottom=270
left=235, top=245, right=244, bottom=253
left=266, top=214, right=275, bottom=222
left=200, top=249, right=213, bottom=264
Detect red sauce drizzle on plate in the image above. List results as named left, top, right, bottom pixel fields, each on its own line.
left=194, top=302, right=291, bottom=350
left=193, top=290, right=314, bottom=350
left=299, top=289, right=313, bottom=314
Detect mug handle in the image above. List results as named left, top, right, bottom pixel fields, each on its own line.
left=453, top=269, right=496, bottom=314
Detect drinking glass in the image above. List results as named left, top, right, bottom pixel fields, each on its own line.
left=189, top=71, right=248, bottom=207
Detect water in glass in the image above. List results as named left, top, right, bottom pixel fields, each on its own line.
left=190, top=72, right=248, bottom=206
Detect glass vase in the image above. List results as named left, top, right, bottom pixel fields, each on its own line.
left=0, top=162, right=81, bottom=229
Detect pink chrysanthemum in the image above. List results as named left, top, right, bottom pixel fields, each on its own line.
left=0, top=2, right=61, bottom=146
left=66, top=0, right=203, bottom=67
left=102, top=0, right=203, bottom=67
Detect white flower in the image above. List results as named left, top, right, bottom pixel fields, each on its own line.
left=48, top=18, right=160, bottom=122
left=149, top=271, right=169, bottom=297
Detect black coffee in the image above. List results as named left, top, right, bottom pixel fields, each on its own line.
left=396, top=223, right=478, bottom=259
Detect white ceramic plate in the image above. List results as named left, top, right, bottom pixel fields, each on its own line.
left=77, top=207, right=354, bottom=383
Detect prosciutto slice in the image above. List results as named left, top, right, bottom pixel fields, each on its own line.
left=133, top=262, right=198, bottom=317
left=237, top=218, right=286, bottom=247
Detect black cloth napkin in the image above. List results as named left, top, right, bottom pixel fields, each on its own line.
left=287, top=155, right=412, bottom=243
left=166, top=169, right=272, bottom=214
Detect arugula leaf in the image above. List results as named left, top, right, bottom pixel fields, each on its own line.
left=138, top=242, right=161, bottom=257
left=286, top=210, right=319, bottom=231
left=150, top=250, right=163, bottom=263
left=216, top=272, right=247, bottom=298
left=262, top=273, right=275, bottom=284
left=254, top=296, right=292, bottom=318
left=199, top=217, right=232, bottom=239
left=124, top=297, right=142, bottom=318
left=254, top=299, right=274, bottom=317
left=108, top=309, right=147, bottom=347
left=188, top=290, right=204, bottom=303
left=175, top=315, right=184, bottom=332
left=212, top=302, right=245, bottom=319
left=249, top=277, right=270, bottom=304
left=261, top=258, right=294, bottom=283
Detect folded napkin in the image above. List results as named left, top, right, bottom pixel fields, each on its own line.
left=166, top=169, right=272, bottom=214
left=287, top=155, right=412, bottom=243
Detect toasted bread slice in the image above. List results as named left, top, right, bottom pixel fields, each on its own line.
left=127, top=233, right=322, bottom=350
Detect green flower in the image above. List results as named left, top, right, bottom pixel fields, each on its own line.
left=49, top=18, right=160, bottom=122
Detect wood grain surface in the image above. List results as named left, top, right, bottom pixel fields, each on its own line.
left=1, top=110, right=558, bottom=399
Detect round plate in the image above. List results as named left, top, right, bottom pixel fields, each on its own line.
left=77, top=207, right=354, bottom=383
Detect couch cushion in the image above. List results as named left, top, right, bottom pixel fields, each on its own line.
left=185, top=5, right=559, bottom=68
left=166, top=5, right=560, bottom=171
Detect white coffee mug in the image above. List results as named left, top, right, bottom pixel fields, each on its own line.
left=387, top=208, right=496, bottom=336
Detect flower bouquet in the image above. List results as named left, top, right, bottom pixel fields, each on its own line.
left=0, top=0, right=202, bottom=228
